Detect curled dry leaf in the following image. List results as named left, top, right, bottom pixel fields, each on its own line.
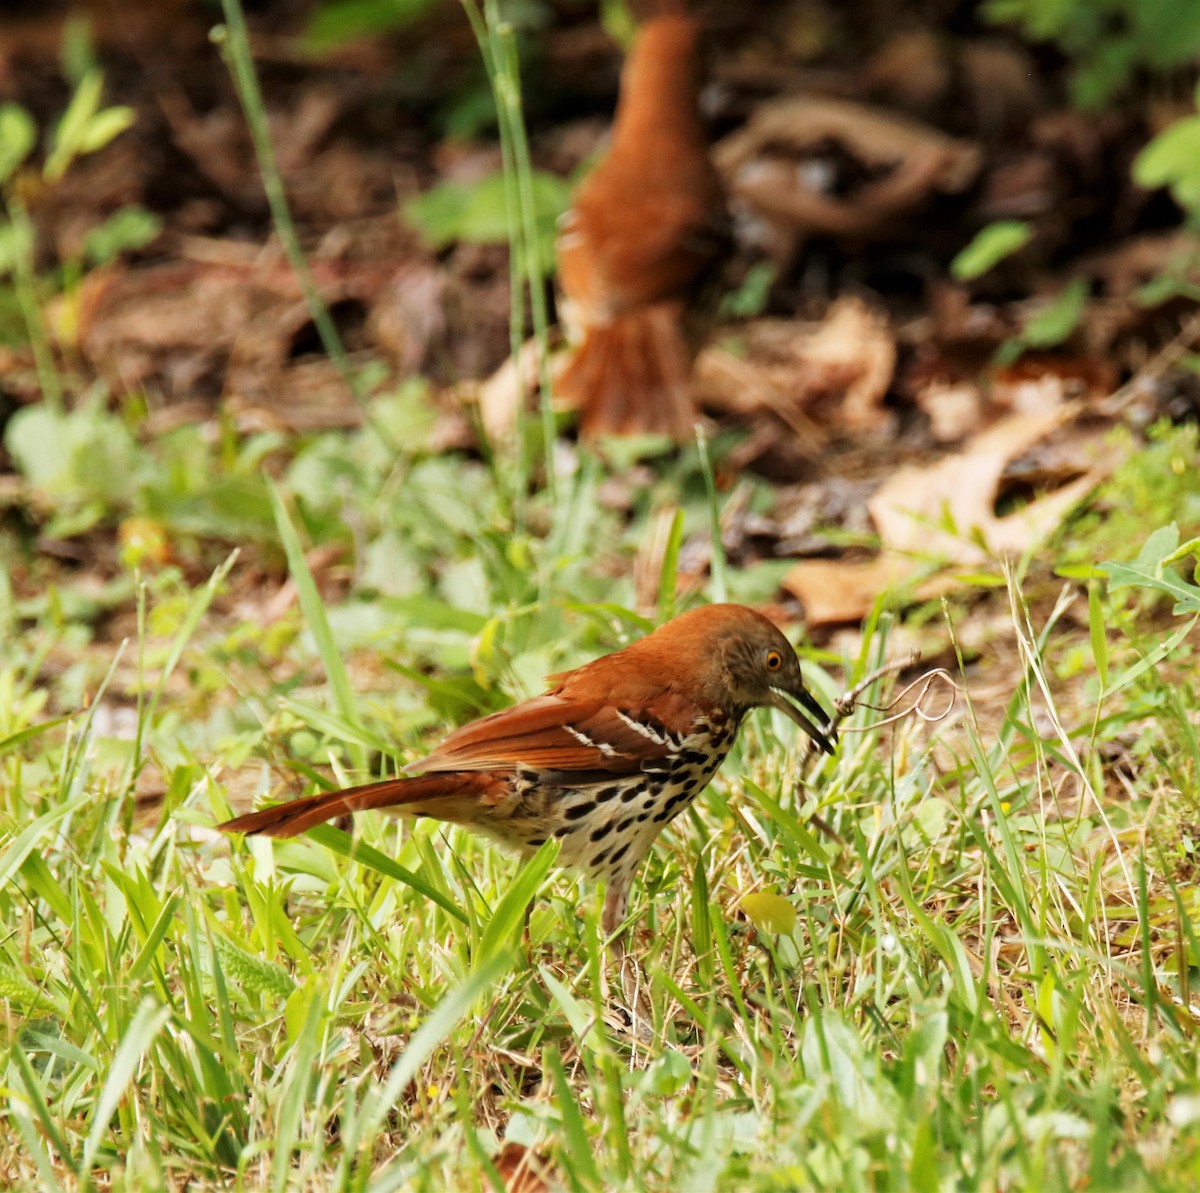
left=697, top=297, right=895, bottom=432
left=795, top=297, right=896, bottom=430
left=863, top=30, right=952, bottom=113
left=784, top=555, right=960, bottom=630
left=474, top=336, right=568, bottom=441
left=493, top=1142, right=555, bottom=1193
left=694, top=334, right=828, bottom=443
left=868, top=407, right=1103, bottom=560
left=918, top=380, right=984, bottom=443
left=785, top=405, right=1121, bottom=626
left=715, top=95, right=980, bottom=240
left=991, top=357, right=1116, bottom=412
left=913, top=354, right=1114, bottom=445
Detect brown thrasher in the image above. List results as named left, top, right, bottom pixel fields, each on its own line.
left=554, top=2, right=726, bottom=439
left=219, top=604, right=833, bottom=937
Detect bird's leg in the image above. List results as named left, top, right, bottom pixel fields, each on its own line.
left=522, top=896, right=534, bottom=967
left=601, top=881, right=653, bottom=1034
left=598, top=883, right=626, bottom=1001
left=602, top=884, right=628, bottom=942
left=597, top=883, right=626, bottom=1005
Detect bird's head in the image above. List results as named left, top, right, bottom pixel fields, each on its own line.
left=663, top=605, right=836, bottom=755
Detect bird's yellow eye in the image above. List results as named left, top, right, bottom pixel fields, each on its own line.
left=765, top=650, right=783, bottom=671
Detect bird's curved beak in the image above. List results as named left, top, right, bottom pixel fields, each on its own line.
left=768, top=683, right=836, bottom=756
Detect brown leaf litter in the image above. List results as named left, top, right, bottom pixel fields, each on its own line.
left=784, top=402, right=1124, bottom=627
left=715, top=94, right=981, bottom=244
left=698, top=296, right=897, bottom=436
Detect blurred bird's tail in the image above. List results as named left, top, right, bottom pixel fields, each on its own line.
left=556, top=301, right=697, bottom=440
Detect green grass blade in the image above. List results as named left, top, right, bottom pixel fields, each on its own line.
left=545, top=1043, right=603, bottom=1189
left=269, top=483, right=365, bottom=768
left=477, top=838, right=559, bottom=962
left=361, top=949, right=514, bottom=1138
left=305, top=823, right=469, bottom=923
left=0, top=712, right=74, bottom=756
left=657, top=506, right=685, bottom=620
left=0, top=790, right=90, bottom=888
left=79, top=999, right=172, bottom=1180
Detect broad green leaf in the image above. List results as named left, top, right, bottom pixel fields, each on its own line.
left=1101, top=524, right=1200, bottom=614
left=950, top=220, right=1031, bottom=280
left=0, top=103, right=37, bottom=184
left=4, top=402, right=142, bottom=505
left=0, top=217, right=35, bottom=277
left=740, top=890, right=797, bottom=936
left=1102, top=562, right=1200, bottom=614
left=306, top=0, right=442, bottom=51
left=1133, top=524, right=1181, bottom=572
left=801, top=1012, right=896, bottom=1131
left=913, top=796, right=949, bottom=842
left=46, top=70, right=103, bottom=180
left=404, top=170, right=570, bottom=271
left=640, top=1049, right=693, bottom=1097
left=84, top=205, right=162, bottom=266
left=76, top=105, right=135, bottom=155
left=1021, top=277, right=1089, bottom=348
left=1134, top=115, right=1200, bottom=214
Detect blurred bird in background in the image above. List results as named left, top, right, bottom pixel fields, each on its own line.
left=554, top=0, right=727, bottom=439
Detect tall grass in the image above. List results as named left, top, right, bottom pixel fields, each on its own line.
left=2, top=1, right=1199, bottom=1189
left=5, top=541, right=1198, bottom=1187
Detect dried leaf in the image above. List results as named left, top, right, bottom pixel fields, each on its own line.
left=795, top=298, right=896, bottom=430
left=494, top=1142, right=554, bottom=1193
left=474, top=336, right=567, bottom=441
left=785, top=406, right=1119, bottom=626
left=716, top=96, right=980, bottom=239
left=867, top=407, right=1096, bottom=561
left=916, top=380, right=984, bottom=443
left=696, top=300, right=894, bottom=432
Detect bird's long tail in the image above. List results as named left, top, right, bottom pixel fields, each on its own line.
left=218, top=772, right=502, bottom=838
left=556, top=301, right=696, bottom=439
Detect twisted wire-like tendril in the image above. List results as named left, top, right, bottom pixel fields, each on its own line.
left=802, top=657, right=961, bottom=846
left=824, top=651, right=961, bottom=736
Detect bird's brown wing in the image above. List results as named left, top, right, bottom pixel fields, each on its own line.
left=223, top=687, right=685, bottom=840
left=410, top=691, right=679, bottom=777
